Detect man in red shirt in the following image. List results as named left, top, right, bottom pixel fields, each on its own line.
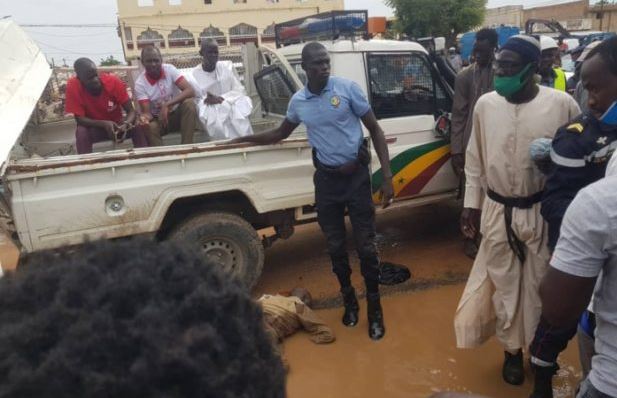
left=65, top=58, right=148, bottom=154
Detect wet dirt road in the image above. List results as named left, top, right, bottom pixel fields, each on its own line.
left=253, top=200, right=582, bottom=398
left=254, top=201, right=473, bottom=306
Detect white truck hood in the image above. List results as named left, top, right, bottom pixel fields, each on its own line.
left=0, top=20, right=52, bottom=174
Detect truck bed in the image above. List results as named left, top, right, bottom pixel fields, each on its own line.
left=16, top=116, right=282, bottom=159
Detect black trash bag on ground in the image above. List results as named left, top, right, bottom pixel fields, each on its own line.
left=379, top=262, right=411, bottom=285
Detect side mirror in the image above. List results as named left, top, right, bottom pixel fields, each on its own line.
left=434, top=37, right=446, bottom=52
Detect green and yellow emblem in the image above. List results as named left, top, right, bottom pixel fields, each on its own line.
left=330, top=95, right=341, bottom=108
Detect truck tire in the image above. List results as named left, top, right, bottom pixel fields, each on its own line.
left=168, top=212, right=264, bottom=289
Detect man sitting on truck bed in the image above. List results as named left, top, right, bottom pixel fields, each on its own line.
left=136, top=45, right=197, bottom=146
left=64, top=58, right=148, bottom=154
left=188, top=39, right=254, bottom=140
left=232, top=42, right=395, bottom=341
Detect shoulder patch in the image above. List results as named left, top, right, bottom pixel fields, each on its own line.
left=566, top=123, right=585, bottom=134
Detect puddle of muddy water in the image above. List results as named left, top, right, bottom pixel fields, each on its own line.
left=255, top=202, right=473, bottom=307
left=283, top=284, right=581, bottom=398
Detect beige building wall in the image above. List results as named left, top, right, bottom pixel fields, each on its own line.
left=484, top=5, right=523, bottom=28
left=117, top=0, right=344, bottom=60
left=588, top=3, right=617, bottom=32
left=523, top=0, right=591, bottom=32
left=485, top=0, right=595, bottom=31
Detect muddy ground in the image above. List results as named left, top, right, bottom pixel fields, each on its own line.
left=254, top=200, right=582, bottom=398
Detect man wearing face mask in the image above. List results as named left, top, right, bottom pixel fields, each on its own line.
left=454, top=35, right=580, bottom=388
left=529, top=36, right=617, bottom=398
left=189, top=39, right=253, bottom=140
left=135, top=46, right=196, bottom=146
left=451, top=28, right=498, bottom=259
left=65, top=58, right=148, bottom=154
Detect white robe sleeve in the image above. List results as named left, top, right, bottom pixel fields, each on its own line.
left=464, top=100, right=486, bottom=210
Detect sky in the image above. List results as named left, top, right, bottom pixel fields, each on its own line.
left=0, top=0, right=595, bottom=64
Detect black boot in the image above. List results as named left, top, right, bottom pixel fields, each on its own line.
left=529, top=363, right=559, bottom=398
left=367, top=292, right=385, bottom=340
left=341, top=286, right=359, bottom=327
left=502, top=350, right=525, bottom=385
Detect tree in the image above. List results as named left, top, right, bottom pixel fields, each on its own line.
left=100, top=55, right=121, bottom=66
left=385, top=0, right=486, bottom=44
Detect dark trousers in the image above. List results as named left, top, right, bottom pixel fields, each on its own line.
left=75, top=125, right=148, bottom=154
left=529, top=316, right=578, bottom=363
left=314, top=164, right=380, bottom=294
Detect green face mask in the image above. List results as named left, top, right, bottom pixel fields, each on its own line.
left=494, top=64, right=532, bottom=98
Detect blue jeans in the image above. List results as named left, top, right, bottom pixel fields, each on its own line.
left=577, top=378, right=614, bottom=398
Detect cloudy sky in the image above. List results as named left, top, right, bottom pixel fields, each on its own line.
left=1, top=0, right=587, bottom=64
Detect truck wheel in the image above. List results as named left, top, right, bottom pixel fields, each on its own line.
left=168, top=212, right=264, bottom=289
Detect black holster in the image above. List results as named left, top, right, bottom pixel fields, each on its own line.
left=312, top=139, right=370, bottom=175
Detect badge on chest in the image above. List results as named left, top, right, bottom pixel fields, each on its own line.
left=330, top=95, right=341, bottom=108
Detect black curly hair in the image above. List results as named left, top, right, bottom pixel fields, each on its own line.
left=475, top=28, right=499, bottom=49
left=0, top=239, right=285, bottom=398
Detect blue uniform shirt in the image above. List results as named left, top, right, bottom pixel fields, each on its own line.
left=542, top=113, right=617, bottom=248
left=286, top=76, right=371, bottom=167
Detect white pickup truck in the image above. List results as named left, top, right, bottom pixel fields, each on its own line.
left=0, top=15, right=457, bottom=287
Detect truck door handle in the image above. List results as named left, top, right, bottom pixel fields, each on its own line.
left=386, top=137, right=397, bottom=145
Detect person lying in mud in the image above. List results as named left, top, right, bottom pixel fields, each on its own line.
left=259, top=287, right=335, bottom=366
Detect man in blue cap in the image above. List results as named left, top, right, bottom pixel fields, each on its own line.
left=454, top=35, right=579, bottom=388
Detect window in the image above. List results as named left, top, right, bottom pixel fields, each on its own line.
left=261, top=23, right=276, bottom=43
left=367, top=52, right=451, bottom=119
left=233, top=0, right=247, bottom=3
left=168, top=26, right=195, bottom=48
left=137, top=0, right=153, bottom=6
left=204, top=0, right=212, bottom=3
left=169, top=0, right=182, bottom=4
left=199, top=25, right=226, bottom=46
left=229, top=23, right=258, bottom=45
left=137, top=28, right=166, bottom=49
left=254, top=66, right=295, bottom=116
left=289, top=61, right=307, bottom=85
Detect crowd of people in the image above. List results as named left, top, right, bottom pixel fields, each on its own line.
left=65, top=39, right=254, bottom=154
left=450, top=30, right=617, bottom=398
left=2, top=24, right=616, bottom=398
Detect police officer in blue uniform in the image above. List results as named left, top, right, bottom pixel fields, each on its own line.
left=529, top=37, right=617, bottom=398
left=232, top=42, right=395, bottom=340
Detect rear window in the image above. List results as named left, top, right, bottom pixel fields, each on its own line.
left=254, top=65, right=296, bottom=116
left=367, top=52, right=450, bottom=119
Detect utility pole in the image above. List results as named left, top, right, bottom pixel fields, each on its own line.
left=600, top=0, right=605, bottom=32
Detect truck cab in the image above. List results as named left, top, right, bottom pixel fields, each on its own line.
left=255, top=27, right=456, bottom=206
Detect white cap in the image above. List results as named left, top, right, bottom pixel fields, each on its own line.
left=449, top=47, right=455, bottom=51
left=580, top=40, right=601, bottom=62
left=540, top=35, right=558, bottom=51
